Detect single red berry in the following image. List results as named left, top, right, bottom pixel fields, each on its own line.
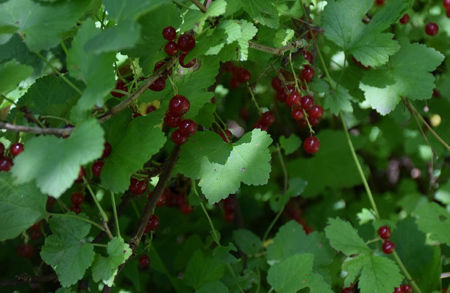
left=306, top=29, right=318, bottom=40
left=71, top=192, right=85, bottom=206
left=234, top=68, right=251, bottom=83
left=443, top=0, right=450, bottom=9
left=0, top=142, right=4, bottom=155
left=229, top=77, right=241, bottom=89
left=180, top=203, right=193, bottom=214
left=341, top=288, right=353, bottom=293
left=162, top=26, right=177, bottom=41
left=301, top=95, right=315, bottom=110
left=153, top=60, right=173, bottom=77
left=393, top=287, right=403, bottom=293
left=92, top=160, right=104, bottom=177
left=29, top=223, right=42, bottom=240
left=71, top=205, right=82, bottom=214
left=10, top=142, right=24, bottom=156
left=129, top=178, right=148, bottom=195
left=375, top=0, right=385, bottom=6
left=145, top=214, right=160, bottom=232
left=276, top=91, right=287, bottom=103
left=111, top=79, right=128, bottom=98
left=210, top=97, right=216, bottom=104
left=17, top=243, right=33, bottom=259
left=253, top=122, right=268, bottom=131
left=285, top=84, right=296, bottom=95
left=102, top=142, right=112, bottom=159
left=178, top=119, right=197, bottom=137
left=75, top=167, right=85, bottom=183
left=0, top=157, right=13, bottom=172
left=271, top=77, right=283, bottom=92
left=224, top=210, right=235, bottom=222
left=179, top=53, right=196, bottom=68
left=223, top=196, right=235, bottom=211
left=223, top=61, right=234, bottom=72
left=291, top=108, right=305, bottom=121
left=308, top=105, right=323, bottom=119
left=177, top=33, right=195, bottom=52
left=149, top=77, right=166, bottom=91
left=382, top=240, right=395, bottom=254
left=399, top=14, right=410, bottom=24
left=303, top=136, right=320, bottom=154
left=425, top=22, right=439, bottom=36
left=260, top=111, right=276, bottom=126
left=46, top=196, right=56, bottom=209
left=164, top=41, right=178, bottom=56
left=447, top=8, right=450, bottom=18
left=164, top=112, right=181, bottom=128
left=286, top=91, right=302, bottom=107
left=169, top=95, right=190, bottom=116
left=377, top=225, right=391, bottom=240
left=172, top=129, right=187, bottom=145
left=309, top=117, right=321, bottom=127
left=401, top=285, right=412, bottom=293
left=433, top=89, right=441, bottom=98
left=301, top=65, right=315, bottom=82
left=302, top=51, right=314, bottom=64
left=219, top=129, right=233, bottom=143
left=138, top=254, right=150, bottom=270
left=146, top=105, right=157, bottom=114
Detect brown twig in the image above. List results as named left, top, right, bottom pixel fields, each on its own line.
left=0, top=273, right=57, bottom=288
left=0, top=121, right=72, bottom=137
left=249, top=40, right=306, bottom=56
left=190, top=0, right=207, bottom=12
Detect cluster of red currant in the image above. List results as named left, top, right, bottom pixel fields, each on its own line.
left=0, top=142, right=23, bottom=171
left=129, top=177, right=148, bottom=195
left=153, top=187, right=193, bottom=214
left=253, top=111, right=276, bottom=131
left=162, top=26, right=197, bottom=68
left=445, top=0, right=450, bottom=17
left=164, top=95, right=197, bottom=145
left=378, top=225, right=395, bottom=254
left=70, top=192, right=85, bottom=214
left=223, top=62, right=251, bottom=88
left=221, top=195, right=236, bottom=222
left=393, top=284, right=412, bottom=293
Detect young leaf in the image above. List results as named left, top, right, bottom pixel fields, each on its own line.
left=241, top=0, right=279, bottom=29
left=0, top=59, right=33, bottom=95
left=324, top=218, right=369, bottom=255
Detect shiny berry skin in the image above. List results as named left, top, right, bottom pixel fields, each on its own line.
left=145, top=215, right=160, bottom=232
left=0, top=142, right=4, bottom=155
left=285, top=84, right=296, bottom=95
left=10, top=142, right=24, bottom=156
left=164, top=112, right=181, bottom=128
left=162, top=26, right=177, bottom=41
left=179, top=53, right=196, bottom=68
left=271, top=77, right=283, bottom=92
left=286, top=91, right=301, bottom=107
left=291, top=108, right=305, bottom=120
left=444, top=0, right=450, bottom=9
left=377, top=225, right=391, bottom=240
left=92, top=160, right=104, bottom=177
left=71, top=205, right=82, bottom=214
left=71, top=192, right=85, bottom=206
left=0, top=157, right=13, bottom=172
left=169, top=95, right=190, bottom=116
left=393, top=287, right=403, bottom=293
left=178, top=119, right=197, bottom=137
left=234, top=68, right=251, bottom=83
left=172, top=129, right=187, bottom=145
left=146, top=105, right=157, bottom=114
left=308, top=105, right=323, bottom=119
left=375, top=0, right=385, bottom=6
left=111, top=79, right=128, bottom=98
left=341, top=288, right=353, bottom=293
left=401, top=285, right=412, bottom=293
left=425, top=22, right=439, bottom=36
left=177, top=33, right=195, bottom=52
left=149, top=77, right=166, bottom=91
left=220, top=129, right=233, bottom=142
left=301, top=95, right=314, bottom=110
left=382, top=240, right=395, bottom=254
left=17, top=243, right=34, bottom=259
left=302, top=51, right=314, bottom=64
left=399, top=14, right=410, bottom=24
left=260, top=111, right=276, bottom=126
left=180, top=203, right=193, bottom=214
left=138, top=254, right=150, bottom=270
left=102, top=142, right=112, bottom=159
left=164, top=41, right=178, bottom=56
left=301, top=65, right=315, bottom=82
left=129, top=178, right=148, bottom=195
left=309, top=117, right=321, bottom=127
left=303, top=136, right=320, bottom=154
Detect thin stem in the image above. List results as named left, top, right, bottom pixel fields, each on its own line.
left=39, top=115, right=72, bottom=125
left=339, top=112, right=380, bottom=218
left=288, top=52, right=301, bottom=91
left=247, top=83, right=262, bottom=114
left=262, top=208, right=284, bottom=243
left=192, top=181, right=220, bottom=244
left=313, top=37, right=334, bottom=89
left=190, top=0, right=207, bottom=12
left=84, top=180, right=113, bottom=239
left=1, top=94, right=17, bottom=105
left=249, top=40, right=306, bottom=56
left=92, top=243, right=108, bottom=248
left=48, top=212, right=105, bottom=232
left=275, top=144, right=288, bottom=193
left=0, top=121, right=72, bottom=136
left=393, top=251, right=423, bottom=293
left=302, top=109, right=315, bottom=135
left=60, top=40, right=69, bottom=56
left=110, top=192, right=120, bottom=238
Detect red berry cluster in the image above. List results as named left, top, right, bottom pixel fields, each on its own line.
left=253, top=111, right=276, bottom=131
left=223, top=62, right=251, bottom=88
left=129, top=177, right=148, bottom=195
left=0, top=142, right=24, bottom=172
left=377, top=225, right=396, bottom=254
left=144, top=214, right=160, bottom=233
left=91, top=142, right=112, bottom=178
left=164, top=95, right=197, bottom=145
left=444, top=0, right=450, bottom=18
left=222, top=195, right=235, bottom=222
left=152, top=188, right=193, bottom=214
left=393, top=284, right=412, bottom=293
left=70, top=192, right=85, bottom=214
left=162, top=26, right=197, bottom=68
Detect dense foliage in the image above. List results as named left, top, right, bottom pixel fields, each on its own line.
left=0, top=0, right=449, bottom=292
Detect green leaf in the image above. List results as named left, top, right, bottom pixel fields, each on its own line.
left=0, top=172, right=46, bottom=241
left=0, top=0, right=91, bottom=51
left=269, top=178, right=307, bottom=212
left=242, top=0, right=279, bottom=29
left=279, top=135, right=301, bottom=155
left=40, top=215, right=95, bottom=287
left=92, top=237, right=132, bottom=287
left=184, top=250, right=226, bottom=289
left=310, top=76, right=353, bottom=115
left=233, top=229, right=262, bottom=255
left=0, top=59, right=33, bottom=94
left=100, top=112, right=166, bottom=193
left=67, top=19, right=116, bottom=122
left=103, top=0, right=162, bottom=22
left=237, top=20, right=258, bottom=61
left=196, top=281, right=228, bottom=293
left=415, top=202, right=450, bottom=245
left=324, top=218, right=369, bottom=255
left=11, top=119, right=104, bottom=197
left=360, top=43, right=445, bottom=115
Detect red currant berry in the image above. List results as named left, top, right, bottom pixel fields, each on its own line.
left=145, top=214, right=160, bottom=232
left=149, top=77, right=166, bottom=91
left=308, top=105, right=324, bottom=119
left=146, top=105, right=157, bottom=114
left=375, top=0, right=385, bottom=6
left=341, top=288, right=353, bottom=293
left=164, top=112, right=181, bottom=128
left=234, top=68, right=251, bottom=83
left=301, top=65, right=315, bottom=82
left=276, top=91, right=287, bottom=103
left=393, top=287, right=403, bottom=293
left=224, top=210, right=235, bottom=222
left=377, top=225, right=391, bottom=240
left=172, top=129, right=187, bottom=145
left=302, top=50, right=314, bottom=64
left=179, top=53, right=196, bottom=68
left=425, top=22, right=439, bottom=36
left=153, top=60, right=173, bottom=76
left=401, top=285, right=412, bottom=293
left=303, top=136, right=320, bottom=154
left=129, top=178, right=148, bottom=195
left=286, top=91, right=301, bottom=107
left=102, top=142, right=112, bottom=159
left=111, top=79, right=128, bottom=98
left=0, top=142, right=4, bottom=155
left=164, top=41, right=178, bottom=56
left=309, top=117, right=321, bottom=127
left=162, top=26, right=177, bottom=41
left=285, top=84, right=296, bottom=95
left=291, top=108, right=305, bottom=121
left=138, top=254, right=150, bottom=270
left=382, top=240, right=395, bottom=254
left=229, top=77, right=241, bottom=89
left=17, top=243, right=34, bottom=259
left=447, top=8, right=450, bottom=18
left=0, top=157, right=13, bottom=172
left=92, top=160, right=104, bottom=177
left=219, top=129, right=233, bottom=143
left=71, top=205, right=82, bottom=214
left=223, top=61, right=234, bottom=72
left=177, top=33, right=195, bottom=52
left=260, top=111, right=276, bottom=126
left=271, top=77, right=283, bottom=92
left=29, top=223, right=42, bottom=240
left=75, top=167, right=85, bottom=183
left=301, top=95, right=315, bottom=110
left=71, top=192, right=85, bottom=206
left=444, top=0, right=450, bottom=9
left=210, top=97, right=216, bottom=104
left=253, top=122, right=268, bottom=131
left=399, top=14, right=410, bottom=24
left=433, top=89, right=441, bottom=98
left=180, top=203, right=193, bottom=214
left=10, top=142, right=24, bottom=156
left=178, top=119, right=197, bottom=137
left=169, top=95, right=190, bottom=116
